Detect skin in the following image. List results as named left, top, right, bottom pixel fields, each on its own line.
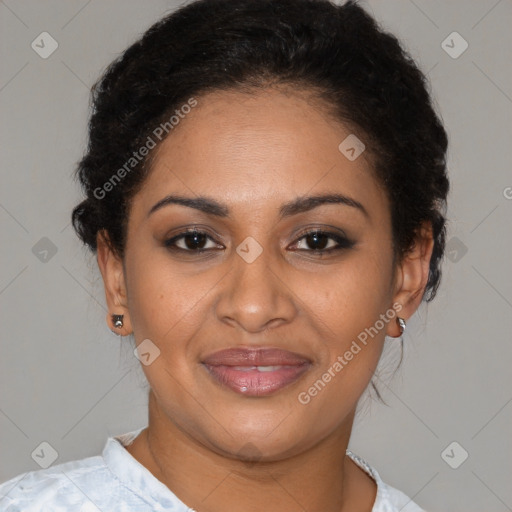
left=96, top=86, right=433, bottom=512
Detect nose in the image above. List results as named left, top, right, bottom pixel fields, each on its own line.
left=214, top=247, right=298, bottom=334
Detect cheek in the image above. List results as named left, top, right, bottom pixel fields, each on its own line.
left=124, top=252, right=217, bottom=415
left=125, top=249, right=218, bottom=345
left=294, top=247, right=393, bottom=404
left=304, top=247, right=394, bottom=339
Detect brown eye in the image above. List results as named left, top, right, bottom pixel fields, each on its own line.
left=164, top=229, right=222, bottom=252
left=291, top=230, right=355, bottom=253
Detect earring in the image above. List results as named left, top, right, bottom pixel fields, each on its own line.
left=397, top=317, right=406, bottom=335
left=386, top=316, right=406, bottom=340
left=112, top=314, right=124, bottom=329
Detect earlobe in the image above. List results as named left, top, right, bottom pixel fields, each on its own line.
left=386, top=222, right=434, bottom=337
left=96, top=230, right=133, bottom=336
left=105, top=312, right=133, bottom=336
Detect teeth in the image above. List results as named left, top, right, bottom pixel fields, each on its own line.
left=231, top=365, right=283, bottom=372
left=257, top=365, right=282, bottom=372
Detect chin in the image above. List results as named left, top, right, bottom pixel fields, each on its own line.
left=196, top=408, right=318, bottom=462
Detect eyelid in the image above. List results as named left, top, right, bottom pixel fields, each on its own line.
left=290, top=225, right=349, bottom=241
left=164, top=228, right=224, bottom=250
left=288, top=228, right=355, bottom=251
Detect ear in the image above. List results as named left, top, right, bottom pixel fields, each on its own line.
left=96, top=230, right=133, bottom=336
left=386, top=221, right=434, bottom=337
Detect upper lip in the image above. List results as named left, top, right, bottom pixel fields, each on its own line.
left=202, top=347, right=312, bottom=367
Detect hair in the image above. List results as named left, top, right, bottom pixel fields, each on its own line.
left=71, top=0, right=449, bottom=400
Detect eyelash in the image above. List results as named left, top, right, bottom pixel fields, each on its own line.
left=163, top=228, right=355, bottom=255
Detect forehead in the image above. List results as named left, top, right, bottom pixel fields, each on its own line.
left=131, top=87, right=388, bottom=221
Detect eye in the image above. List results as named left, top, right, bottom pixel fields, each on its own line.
left=163, top=228, right=354, bottom=255
left=289, top=229, right=355, bottom=253
left=164, top=229, right=223, bottom=252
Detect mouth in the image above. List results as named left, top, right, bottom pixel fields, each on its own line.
left=201, top=347, right=312, bottom=397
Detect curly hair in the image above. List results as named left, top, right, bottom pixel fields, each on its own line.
left=72, top=0, right=449, bottom=304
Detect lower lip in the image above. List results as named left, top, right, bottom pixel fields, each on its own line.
left=203, top=364, right=311, bottom=397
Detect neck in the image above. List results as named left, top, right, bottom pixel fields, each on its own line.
left=126, top=390, right=376, bottom=512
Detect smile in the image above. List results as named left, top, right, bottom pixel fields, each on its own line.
left=203, top=363, right=311, bottom=396
left=202, top=347, right=312, bottom=397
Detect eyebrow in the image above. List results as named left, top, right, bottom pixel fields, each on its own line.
left=147, top=193, right=369, bottom=220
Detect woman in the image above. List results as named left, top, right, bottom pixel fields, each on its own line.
left=0, top=0, right=448, bottom=510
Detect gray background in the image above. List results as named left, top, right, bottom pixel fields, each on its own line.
left=0, top=1, right=511, bottom=511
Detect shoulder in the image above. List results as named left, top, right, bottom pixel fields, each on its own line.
left=0, top=455, right=119, bottom=512
left=346, top=450, right=427, bottom=512
left=377, top=482, right=426, bottom=512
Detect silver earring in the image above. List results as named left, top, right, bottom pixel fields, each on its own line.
left=397, top=317, right=406, bottom=335
left=112, top=314, right=124, bottom=329
left=386, top=316, right=406, bottom=340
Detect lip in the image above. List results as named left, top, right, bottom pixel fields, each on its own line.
left=202, top=347, right=312, bottom=397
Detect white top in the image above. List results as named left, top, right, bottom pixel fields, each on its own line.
left=0, top=426, right=425, bottom=512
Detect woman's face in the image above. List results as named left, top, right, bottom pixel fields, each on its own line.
left=104, top=87, right=409, bottom=460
